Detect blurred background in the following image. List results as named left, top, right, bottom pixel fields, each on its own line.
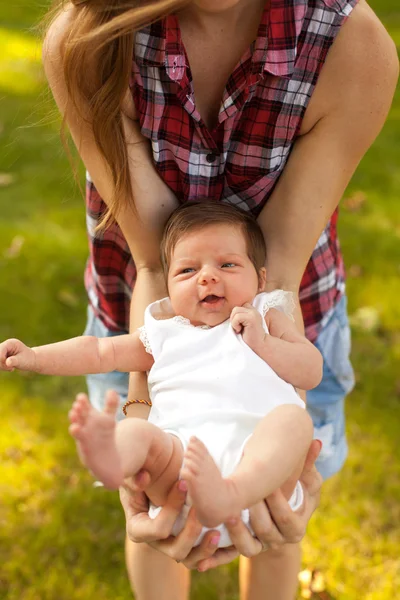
left=0, top=1, right=399, bottom=599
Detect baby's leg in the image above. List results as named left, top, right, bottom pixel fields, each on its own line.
left=234, top=405, right=313, bottom=504
left=69, top=394, right=183, bottom=497
left=116, top=417, right=184, bottom=507
left=182, top=405, right=313, bottom=528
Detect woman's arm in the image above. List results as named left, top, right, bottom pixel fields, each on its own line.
left=43, top=7, right=178, bottom=266
left=43, top=5, right=178, bottom=419
left=258, top=1, right=398, bottom=300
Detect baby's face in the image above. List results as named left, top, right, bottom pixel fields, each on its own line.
left=167, top=224, right=264, bottom=326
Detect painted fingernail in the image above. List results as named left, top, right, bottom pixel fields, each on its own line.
left=315, top=439, right=323, bottom=450
left=136, top=469, right=146, bottom=481
left=210, top=535, right=220, bottom=546
left=178, top=479, right=188, bottom=492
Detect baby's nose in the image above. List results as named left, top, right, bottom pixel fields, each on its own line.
left=198, top=266, right=219, bottom=283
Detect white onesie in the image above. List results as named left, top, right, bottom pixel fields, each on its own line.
left=140, top=290, right=305, bottom=547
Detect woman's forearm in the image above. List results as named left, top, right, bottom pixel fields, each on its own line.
left=126, top=267, right=168, bottom=419
left=257, top=7, right=398, bottom=296
left=258, top=128, right=348, bottom=297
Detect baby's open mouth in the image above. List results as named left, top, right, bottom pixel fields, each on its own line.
left=201, top=295, right=223, bottom=304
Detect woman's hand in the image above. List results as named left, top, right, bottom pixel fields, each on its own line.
left=120, top=474, right=222, bottom=568
left=120, top=439, right=321, bottom=571
left=195, top=439, right=322, bottom=572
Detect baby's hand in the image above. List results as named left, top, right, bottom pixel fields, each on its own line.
left=230, top=304, right=266, bottom=352
left=0, top=339, right=36, bottom=372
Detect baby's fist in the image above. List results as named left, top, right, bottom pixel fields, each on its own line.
left=230, top=304, right=265, bottom=351
left=0, top=339, right=35, bottom=371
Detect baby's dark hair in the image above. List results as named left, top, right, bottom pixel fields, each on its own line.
left=160, top=201, right=266, bottom=274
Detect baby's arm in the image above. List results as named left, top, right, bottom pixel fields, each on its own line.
left=231, top=304, right=322, bottom=390
left=0, top=332, right=153, bottom=376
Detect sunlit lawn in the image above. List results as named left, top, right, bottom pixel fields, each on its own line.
left=0, top=2, right=399, bottom=599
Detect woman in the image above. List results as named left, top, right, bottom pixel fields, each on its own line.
left=42, top=0, right=398, bottom=598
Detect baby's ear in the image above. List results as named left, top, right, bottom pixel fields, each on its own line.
left=258, top=267, right=267, bottom=291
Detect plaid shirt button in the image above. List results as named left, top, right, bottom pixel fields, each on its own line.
left=206, top=153, right=218, bottom=163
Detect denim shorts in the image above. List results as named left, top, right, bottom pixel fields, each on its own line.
left=307, top=295, right=355, bottom=479
left=83, top=295, right=355, bottom=480
left=83, top=309, right=130, bottom=423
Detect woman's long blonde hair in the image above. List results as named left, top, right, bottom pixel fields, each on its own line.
left=45, top=0, right=187, bottom=228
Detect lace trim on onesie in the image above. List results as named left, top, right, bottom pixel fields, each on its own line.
left=262, top=290, right=296, bottom=322
left=172, top=315, right=192, bottom=327
left=138, top=325, right=152, bottom=354
left=172, top=316, right=210, bottom=330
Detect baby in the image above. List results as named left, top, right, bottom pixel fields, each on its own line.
left=0, top=202, right=322, bottom=545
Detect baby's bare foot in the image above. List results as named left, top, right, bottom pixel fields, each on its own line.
left=69, top=392, right=123, bottom=489
left=180, top=436, right=241, bottom=528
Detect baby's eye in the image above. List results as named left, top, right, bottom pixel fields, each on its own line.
left=221, top=262, right=235, bottom=268
left=180, top=267, right=195, bottom=274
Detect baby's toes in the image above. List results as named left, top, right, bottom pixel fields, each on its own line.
left=104, top=390, right=120, bottom=416
left=187, top=436, right=208, bottom=460
left=68, top=405, right=81, bottom=423
left=69, top=422, right=83, bottom=440
left=180, top=458, right=197, bottom=480
left=183, top=449, right=199, bottom=472
left=75, top=393, right=91, bottom=412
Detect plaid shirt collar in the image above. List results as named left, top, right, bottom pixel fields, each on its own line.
left=135, top=0, right=307, bottom=79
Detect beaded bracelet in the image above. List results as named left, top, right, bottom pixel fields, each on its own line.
left=122, top=398, right=152, bottom=416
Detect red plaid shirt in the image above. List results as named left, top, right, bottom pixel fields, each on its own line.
left=86, top=0, right=358, bottom=341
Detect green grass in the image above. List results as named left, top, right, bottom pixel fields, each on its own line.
left=0, top=1, right=399, bottom=599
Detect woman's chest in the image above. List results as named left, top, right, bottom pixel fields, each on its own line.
left=185, top=52, right=235, bottom=131
left=180, top=31, right=253, bottom=131
left=177, top=6, right=264, bottom=130
left=132, top=22, right=324, bottom=208
left=132, top=59, right=309, bottom=208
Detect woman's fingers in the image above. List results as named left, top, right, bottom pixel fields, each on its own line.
left=247, top=440, right=323, bottom=547
left=177, top=527, right=222, bottom=569
left=301, top=439, right=323, bottom=496
left=150, top=507, right=204, bottom=563
left=122, top=480, right=187, bottom=543
left=121, top=479, right=222, bottom=567
left=247, top=500, right=284, bottom=549
left=131, top=468, right=152, bottom=491
left=304, top=438, right=322, bottom=469
left=119, top=479, right=149, bottom=519
left=223, top=518, right=263, bottom=558
left=263, top=489, right=306, bottom=543
left=196, top=545, right=240, bottom=572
